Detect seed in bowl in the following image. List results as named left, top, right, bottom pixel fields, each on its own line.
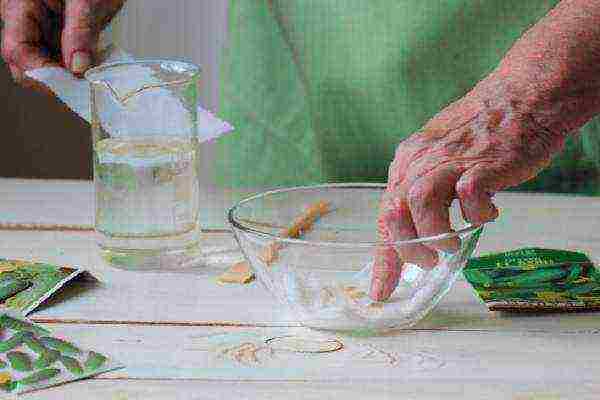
left=257, top=201, right=333, bottom=266
left=319, top=287, right=337, bottom=307
left=343, top=286, right=367, bottom=301
left=367, top=302, right=385, bottom=314
left=217, top=261, right=255, bottom=285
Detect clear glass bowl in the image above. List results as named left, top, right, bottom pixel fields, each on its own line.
left=228, top=184, right=483, bottom=334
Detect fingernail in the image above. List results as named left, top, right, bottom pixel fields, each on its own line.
left=71, top=51, right=92, bottom=74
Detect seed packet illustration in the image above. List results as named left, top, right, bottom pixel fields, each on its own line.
left=0, top=258, right=95, bottom=316
left=0, top=312, right=123, bottom=395
left=464, top=248, right=600, bottom=311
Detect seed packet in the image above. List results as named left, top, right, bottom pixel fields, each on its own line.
left=0, top=312, right=123, bottom=395
left=0, top=258, right=95, bottom=316
left=464, top=248, right=600, bottom=311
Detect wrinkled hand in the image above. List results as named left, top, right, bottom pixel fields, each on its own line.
left=1, top=0, right=125, bottom=82
left=370, top=79, right=568, bottom=301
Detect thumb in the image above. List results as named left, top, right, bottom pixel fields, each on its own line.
left=61, top=0, right=98, bottom=75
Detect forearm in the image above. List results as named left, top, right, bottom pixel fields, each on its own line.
left=489, top=0, right=600, bottom=137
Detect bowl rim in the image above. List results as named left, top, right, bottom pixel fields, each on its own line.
left=227, top=183, right=483, bottom=248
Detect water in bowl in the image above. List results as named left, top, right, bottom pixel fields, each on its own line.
left=274, top=251, right=461, bottom=333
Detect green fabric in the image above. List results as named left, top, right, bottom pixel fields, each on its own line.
left=216, top=0, right=600, bottom=195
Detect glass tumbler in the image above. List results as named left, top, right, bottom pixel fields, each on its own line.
left=85, top=60, right=202, bottom=270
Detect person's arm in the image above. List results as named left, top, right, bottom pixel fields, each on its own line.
left=494, top=0, right=600, bottom=138
left=1, top=0, right=125, bottom=83
left=371, top=0, right=600, bottom=301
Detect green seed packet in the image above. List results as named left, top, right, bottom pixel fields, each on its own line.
left=464, top=248, right=600, bottom=311
left=0, top=311, right=123, bottom=395
left=0, top=258, right=95, bottom=316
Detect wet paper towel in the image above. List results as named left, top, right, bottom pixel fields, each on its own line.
left=24, top=45, right=233, bottom=143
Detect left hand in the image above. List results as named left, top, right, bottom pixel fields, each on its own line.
left=1, top=0, right=125, bottom=83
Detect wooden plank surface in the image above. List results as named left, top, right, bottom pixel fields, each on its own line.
left=2, top=178, right=599, bottom=235
left=1, top=179, right=599, bottom=398
left=2, top=227, right=600, bottom=330
left=13, top=323, right=600, bottom=398
left=23, top=380, right=600, bottom=400
left=0, top=179, right=94, bottom=228
left=0, top=178, right=254, bottom=230
left=44, top=324, right=600, bottom=382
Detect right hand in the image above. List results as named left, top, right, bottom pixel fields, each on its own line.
left=1, top=0, right=125, bottom=83
left=370, top=78, right=568, bottom=301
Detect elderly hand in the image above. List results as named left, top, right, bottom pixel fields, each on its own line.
left=370, top=78, right=568, bottom=301
left=1, top=0, right=124, bottom=82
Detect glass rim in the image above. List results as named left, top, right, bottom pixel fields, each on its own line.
left=227, top=183, right=483, bottom=249
left=84, top=58, right=201, bottom=84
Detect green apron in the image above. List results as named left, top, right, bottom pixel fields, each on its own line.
left=216, top=0, right=600, bottom=195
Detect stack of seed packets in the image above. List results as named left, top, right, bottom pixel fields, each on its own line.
left=464, top=248, right=600, bottom=312
left=0, top=312, right=123, bottom=395
left=0, top=258, right=94, bottom=316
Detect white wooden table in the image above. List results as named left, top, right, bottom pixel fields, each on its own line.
left=1, top=178, right=600, bottom=399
